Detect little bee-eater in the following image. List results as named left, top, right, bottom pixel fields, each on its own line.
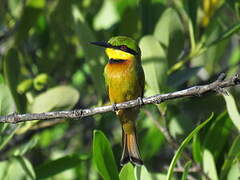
left=91, top=36, right=145, bottom=166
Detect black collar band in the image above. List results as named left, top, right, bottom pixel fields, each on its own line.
left=109, top=58, right=127, bottom=64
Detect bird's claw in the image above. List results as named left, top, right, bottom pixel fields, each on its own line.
left=112, top=103, right=118, bottom=112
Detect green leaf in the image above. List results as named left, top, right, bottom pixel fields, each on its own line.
left=154, top=8, right=180, bottom=47
left=154, top=8, right=184, bottom=67
left=139, top=35, right=167, bottom=113
left=150, top=173, right=168, bottom=180
left=0, top=84, right=15, bottom=115
left=192, top=134, right=202, bottom=163
left=93, top=0, right=120, bottom=30
left=35, top=155, right=82, bottom=179
left=203, top=111, right=233, bottom=160
left=3, top=49, right=26, bottom=113
left=0, top=160, right=9, bottom=179
left=181, top=161, right=192, bottom=180
left=196, top=24, right=229, bottom=75
left=14, top=156, right=36, bottom=180
left=226, top=161, right=240, bottom=180
left=119, top=163, right=135, bottom=180
left=166, top=113, right=214, bottom=180
left=93, top=130, right=119, bottom=180
left=17, top=79, right=33, bottom=94
left=203, top=149, right=218, bottom=180
left=33, top=73, right=49, bottom=91
left=31, top=85, right=80, bottom=113
left=140, top=35, right=167, bottom=94
left=0, top=85, right=21, bottom=149
left=26, top=0, right=45, bottom=7
left=0, top=74, right=4, bottom=84
left=220, top=135, right=240, bottom=180
left=167, top=67, right=202, bottom=88
left=0, top=156, right=35, bottom=180
left=134, top=166, right=151, bottom=180
left=223, top=92, right=240, bottom=132
left=206, top=22, right=240, bottom=48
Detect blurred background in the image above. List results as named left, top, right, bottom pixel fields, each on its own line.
left=0, top=0, right=240, bottom=179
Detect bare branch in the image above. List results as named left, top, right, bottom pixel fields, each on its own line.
left=0, top=73, right=239, bottom=124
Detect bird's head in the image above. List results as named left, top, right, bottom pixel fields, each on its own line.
left=91, top=36, right=141, bottom=62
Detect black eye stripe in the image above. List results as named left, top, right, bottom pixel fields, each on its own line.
left=120, top=45, right=127, bottom=50
left=98, top=42, right=137, bottom=55
left=113, top=45, right=138, bottom=55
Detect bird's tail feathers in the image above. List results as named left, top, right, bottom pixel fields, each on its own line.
left=120, top=129, right=143, bottom=166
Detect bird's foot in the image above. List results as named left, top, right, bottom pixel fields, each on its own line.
left=112, top=103, right=120, bottom=115
left=112, top=103, right=118, bottom=112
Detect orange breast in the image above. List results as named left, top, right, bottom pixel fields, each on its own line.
left=104, top=61, right=142, bottom=104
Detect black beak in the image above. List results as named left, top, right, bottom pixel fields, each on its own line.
left=90, top=41, right=112, bottom=48
left=91, top=41, right=139, bottom=56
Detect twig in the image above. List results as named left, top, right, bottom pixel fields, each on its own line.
left=0, top=73, right=239, bottom=124
left=0, top=119, right=64, bottom=159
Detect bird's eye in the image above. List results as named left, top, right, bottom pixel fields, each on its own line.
left=120, top=45, right=128, bottom=51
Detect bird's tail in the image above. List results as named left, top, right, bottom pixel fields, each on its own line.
left=120, top=128, right=143, bottom=166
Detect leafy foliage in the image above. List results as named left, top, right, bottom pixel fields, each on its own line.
left=93, top=130, right=119, bottom=180
left=0, top=0, right=240, bottom=179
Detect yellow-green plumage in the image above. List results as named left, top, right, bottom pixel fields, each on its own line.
left=92, top=36, right=145, bottom=166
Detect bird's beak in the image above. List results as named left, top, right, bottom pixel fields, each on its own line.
left=90, top=41, right=112, bottom=48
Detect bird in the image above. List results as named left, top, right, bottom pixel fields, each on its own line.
left=91, top=36, right=145, bottom=166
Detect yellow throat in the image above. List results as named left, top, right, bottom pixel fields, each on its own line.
left=105, top=48, right=135, bottom=61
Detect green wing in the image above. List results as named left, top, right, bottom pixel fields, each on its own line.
left=137, top=64, right=145, bottom=97
left=104, top=67, right=109, bottom=96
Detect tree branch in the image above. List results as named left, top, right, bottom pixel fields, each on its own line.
left=0, top=73, right=239, bottom=124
